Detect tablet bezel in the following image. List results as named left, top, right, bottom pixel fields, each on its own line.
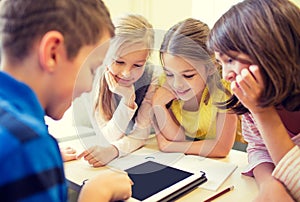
left=126, top=161, right=206, bottom=202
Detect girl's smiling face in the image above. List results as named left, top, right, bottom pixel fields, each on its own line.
left=162, top=53, right=207, bottom=102
left=108, top=48, right=149, bottom=87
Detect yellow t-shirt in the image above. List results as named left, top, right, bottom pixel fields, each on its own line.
left=170, top=80, right=231, bottom=140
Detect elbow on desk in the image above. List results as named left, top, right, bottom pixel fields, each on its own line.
left=204, top=144, right=232, bottom=158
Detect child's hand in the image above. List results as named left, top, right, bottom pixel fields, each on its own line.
left=152, top=85, right=177, bottom=106
left=78, top=169, right=133, bottom=202
left=60, top=146, right=77, bottom=162
left=231, top=65, right=265, bottom=114
left=77, top=145, right=119, bottom=167
left=105, top=70, right=135, bottom=103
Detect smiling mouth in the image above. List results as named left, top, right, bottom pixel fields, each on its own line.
left=176, top=89, right=190, bottom=95
left=115, top=76, right=132, bottom=84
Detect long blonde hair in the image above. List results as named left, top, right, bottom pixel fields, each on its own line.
left=97, top=14, right=154, bottom=121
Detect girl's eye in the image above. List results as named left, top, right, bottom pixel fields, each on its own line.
left=165, top=72, right=174, bottom=77
left=115, top=60, right=124, bottom=65
left=134, top=64, right=144, bottom=68
left=228, top=58, right=233, bottom=63
left=183, top=74, right=195, bottom=79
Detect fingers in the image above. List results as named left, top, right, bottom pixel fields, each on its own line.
left=91, top=161, right=105, bottom=167
left=110, top=172, right=133, bottom=201
left=80, top=170, right=132, bottom=201
left=60, top=146, right=76, bottom=154
left=153, top=87, right=177, bottom=106
left=60, top=146, right=77, bottom=162
left=76, top=150, right=88, bottom=159
left=77, top=148, right=106, bottom=167
left=76, top=149, right=95, bottom=161
left=231, top=65, right=265, bottom=112
left=104, top=70, right=115, bottom=90
left=232, top=66, right=262, bottom=96
left=62, top=153, right=77, bottom=162
left=249, top=65, right=263, bottom=85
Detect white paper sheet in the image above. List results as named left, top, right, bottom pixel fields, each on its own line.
left=172, top=155, right=237, bottom=191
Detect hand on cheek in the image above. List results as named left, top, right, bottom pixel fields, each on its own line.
left=104, top=70, right=135, bottom=101
left=152, top=86, right=176, bottom=106
left=231, top=65, right=264, bottom=113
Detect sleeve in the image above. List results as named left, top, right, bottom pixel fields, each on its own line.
left=111, top=65, right=162, bottom=157
left=272, top=145, right=300, bottom=201
left=96, top=99, right=138, bottom=143
left=72, top=92, right=94, bottom=128
left=0, top=130, right=67, bottom=201
left=241, top=113, right=274, bottom=177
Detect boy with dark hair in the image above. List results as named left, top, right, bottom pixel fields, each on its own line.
left=0, top=0, right=132, bottom=201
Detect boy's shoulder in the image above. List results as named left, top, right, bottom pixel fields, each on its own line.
left=0, top=103, right=62, bottom=166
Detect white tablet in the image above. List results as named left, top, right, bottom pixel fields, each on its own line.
left=125, top=161, right=207, bottom=202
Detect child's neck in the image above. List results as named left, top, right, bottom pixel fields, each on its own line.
left=182, top=97, right=200, bottom=111
left=182, top=89, right=204, bottom=111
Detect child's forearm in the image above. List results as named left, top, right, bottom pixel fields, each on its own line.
left=253, top=162, right=275, bottom=187
left=159, top=139, right=231, bottom=157
left=251, top=107, right=294, bottom=164
left=152, top=105, right=185, bottom=141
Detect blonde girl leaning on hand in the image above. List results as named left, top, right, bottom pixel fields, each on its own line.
left=75, top=14, right=162, bottom=167
left=208, top=0, right=300, bottom=200
left=152, top=18, right=237, bottom=158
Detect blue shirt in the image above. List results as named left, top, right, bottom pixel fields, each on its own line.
left=0, top=72, right=67, bottom=201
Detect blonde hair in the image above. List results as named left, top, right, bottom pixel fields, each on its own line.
left=97, top=14, right=154, bottom=121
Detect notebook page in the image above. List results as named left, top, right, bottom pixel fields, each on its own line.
left=172, top=155, right=237, bottom=191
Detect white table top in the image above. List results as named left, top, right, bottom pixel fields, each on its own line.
left=61, top=135, right=258, bottom=202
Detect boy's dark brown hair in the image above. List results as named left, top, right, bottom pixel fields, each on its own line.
left=0, top=0, right=114, bottom=63
left=208, top=0, right=300, bottom=114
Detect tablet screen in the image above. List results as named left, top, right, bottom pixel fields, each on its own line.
left=125, top=161, right=195, bottom=201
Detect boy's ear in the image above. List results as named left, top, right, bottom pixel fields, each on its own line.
left=38, top=31, right=64, bottom=72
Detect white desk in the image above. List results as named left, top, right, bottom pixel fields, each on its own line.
left=60, top=135, right=258, bottom=202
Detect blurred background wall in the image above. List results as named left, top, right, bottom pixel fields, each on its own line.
left=103, top=0, right=300, bottom=29
left=102, top=0, right=300, bottom=65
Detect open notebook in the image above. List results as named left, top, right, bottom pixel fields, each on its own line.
left=108, top=147, right=237, bottom=191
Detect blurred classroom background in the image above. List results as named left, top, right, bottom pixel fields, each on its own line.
left=103, top=0, right=300, bottom=66
left=103, top=0, right=300, bottom=30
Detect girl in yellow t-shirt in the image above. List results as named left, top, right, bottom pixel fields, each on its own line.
left=152, top=18, right=238, bottom=157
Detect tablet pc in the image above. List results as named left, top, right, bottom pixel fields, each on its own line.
left=125, top=161, right=207, bottom=202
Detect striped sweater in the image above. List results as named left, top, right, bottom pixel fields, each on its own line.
left=242, top=113, right=300, bottom=201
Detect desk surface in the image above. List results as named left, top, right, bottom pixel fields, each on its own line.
left=61, top=136, right=258, bottom=202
